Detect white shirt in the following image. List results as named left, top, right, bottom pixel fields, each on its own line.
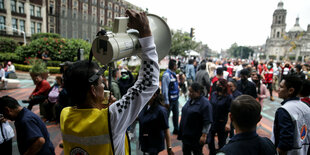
left=109, top=36, right=159, bottom=155
left=7, top=65, right=15, bottom=72
left=0, top=68, right=5, bottom=79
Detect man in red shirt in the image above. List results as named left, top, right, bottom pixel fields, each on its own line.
left=264, top=62, right=274, bottom=101
left=225, top=61, right=234, bottom=77
left=24, top=75, right=51, bottom=110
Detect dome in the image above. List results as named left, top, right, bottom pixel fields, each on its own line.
left=277, top=1, right=284, bottom=9
left=289, top=17, right=305, bottom=32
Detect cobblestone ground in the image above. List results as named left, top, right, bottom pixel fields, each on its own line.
left=0, top=79, right=281, bottom=155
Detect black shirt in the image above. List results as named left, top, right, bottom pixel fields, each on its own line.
left=237, top=80, right=257, bottom=98
left=219, top=131, right=277, bottom=155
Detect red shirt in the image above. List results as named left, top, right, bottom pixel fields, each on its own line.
left=301, top=97, right=310, bottom=106
left=264, top=68, right=273, bottom=83
left=258, top=64, right=267, bottom=74
left=225, top=64, right=234, bottom=76
left=30, top=80, right=51, bottom=97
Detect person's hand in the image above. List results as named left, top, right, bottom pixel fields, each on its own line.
left=167, top=149, right=174, bottom=155
left=108, top=95, right=117, bottom=105
left=199, top=134, right=207, bottom=145
left=125, top=10, right=151, bottom=38
left=0, top=115, right=6, bottom=123
left=225, top=123, right=231, bottom=132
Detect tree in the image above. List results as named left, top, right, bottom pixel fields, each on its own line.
left=228, top=43, right=254, bottom=59
left=169, top=30, right=201, bottom=56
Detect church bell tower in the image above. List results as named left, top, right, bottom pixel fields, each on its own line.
left=270, top=1, right=287, bottom=39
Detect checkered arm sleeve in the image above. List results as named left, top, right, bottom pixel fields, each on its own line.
left=109, top=36, right=159, bottom=134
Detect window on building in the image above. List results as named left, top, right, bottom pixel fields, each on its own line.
left=100, top=9, right=104, bottom=15
left=36, top=6, right=41, bottom=17
left=0, top=16, right=5, bottom=30
left=0, top=0, right=4, bottom=9
left=100, top=20, right=103, bottom=26
left=30, top=5, right=34, bottom=16
left=73, top=0, right=78, bottom=7
left=19, top=20, right=25, bottom=32
left=31, top=22, right=35, bottom=34
left=62, top=0, right=66, bottom=4
left=108, top=12, right=111, bottom=18
left=277, top=31, right=280, bottom=38
left=92, top=0, right=97, bottom=5
left=12, top=18, right=17, bottom=33
left=73, top=12, right=77, bottom=19
left=18, top=2, right=24, bottom=14
left=50, top=4, right=54, bottom=14
left=108, top=3, right=112, bottom=9
left=50, top=27, right=54, bottom=33
left=11, top=0, right=16, bottom=12
left=100, top=0, right=104, bottom=7
left=37, top=23, right=41, bottom=33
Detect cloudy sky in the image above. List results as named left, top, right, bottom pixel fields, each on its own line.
left=126, top=0, right=310, bottom=52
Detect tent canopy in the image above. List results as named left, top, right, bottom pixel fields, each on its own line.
left=186, top=50, right=200, bottom=56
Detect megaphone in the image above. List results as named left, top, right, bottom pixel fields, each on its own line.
left=91, top=14, right=171, bottom=65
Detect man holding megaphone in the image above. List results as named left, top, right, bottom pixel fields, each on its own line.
left=60, top=10, right=160, bottom=155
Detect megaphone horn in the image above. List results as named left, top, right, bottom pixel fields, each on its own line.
left=91, top=14, right=171, bottom=65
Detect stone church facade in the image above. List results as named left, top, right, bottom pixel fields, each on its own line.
left=265, top=1, right=310, bottom=61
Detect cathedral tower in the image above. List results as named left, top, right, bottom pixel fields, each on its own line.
left=270, top=1, right=287, bottom=39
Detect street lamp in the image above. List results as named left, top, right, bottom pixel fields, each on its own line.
left=0, top=24, right=27, bottom=45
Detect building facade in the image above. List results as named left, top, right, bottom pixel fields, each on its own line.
left=0, top=0, right=47, bottom=43
left=265, top=1, right=310, bottom=61
left=0, top=0, right=141, bottom=43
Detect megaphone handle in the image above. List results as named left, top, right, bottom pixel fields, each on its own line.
left=108, top=62, right=113, bottom=103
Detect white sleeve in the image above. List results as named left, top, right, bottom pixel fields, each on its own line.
left=109, top=36, right=159, bottom=135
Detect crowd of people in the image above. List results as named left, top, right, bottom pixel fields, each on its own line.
left=1, top=9, right=310, bottom=155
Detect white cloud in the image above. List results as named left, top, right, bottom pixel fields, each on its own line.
left=126, top=0, right=310, bottom=52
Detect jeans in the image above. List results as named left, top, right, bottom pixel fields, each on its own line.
left=182, top=142, right=203, bottom=155
left=169, top=100, right=179, bottom=131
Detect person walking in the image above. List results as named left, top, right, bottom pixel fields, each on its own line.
left=208, top=79, right=232, bottom=155
left=178, top=82, right=213, bottom=155
left=162, top=59, right=180, bottom=135
left=138, top=89, right=174, bottom=155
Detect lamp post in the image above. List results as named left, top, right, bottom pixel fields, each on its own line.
left=0, top=24, right=27, bottom=45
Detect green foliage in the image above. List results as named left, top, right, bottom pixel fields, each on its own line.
left=269, top=55, right=276, bottom=60
left=16, top=37, right=91, bottom=62
left=0, top=37, right=18, bottom=53
left=229, top=44, right=254, bottom=59
left=289, top=56, right=295, bottom=61
left=48, top=67, right=61, bottom=74
left=170, top=30, right=201, bottom=56
left=15, top=64, right=32, bottom=72
left=259, top=55, right=266, bottom=60
left=15, top=63, right=60, bottom=73
left=30, top=33, right=61, bottom=40
left=47, top=60, right=62, bottom=67
left=26, top=58, right=49, bottom=74
left=0, top=53, right=21, bottom=62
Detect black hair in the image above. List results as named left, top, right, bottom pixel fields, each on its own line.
left=295, top=64, right=302, bottom=71
left=300, top=79, right=310, bottom=97
left=64, top=60, right=100, bottom=105
left=168, top=59, right=177, bottom=70
left=231, top=95, right=261, bottom=130
left=216, top=67, right=223, bottom=75
left=190, top=82, right=203, bottom=94
left=222, top=66, right=227, bottom=71
left=256, top=73, right=261, bottom=95
left=228, top=79, right=238, bottom=87
left=112, top=68, right=119, bottom=78
left=240, top=68, right=250, bottom=76
left=283, top=75, right=303, bottom=97
left=188, top=59, right=194, bottom=64
left=0, top=96, right=20, bottom=112
left=199, top=63, right=206, bottom=70
left=268, top=62, right=273, bottom=68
